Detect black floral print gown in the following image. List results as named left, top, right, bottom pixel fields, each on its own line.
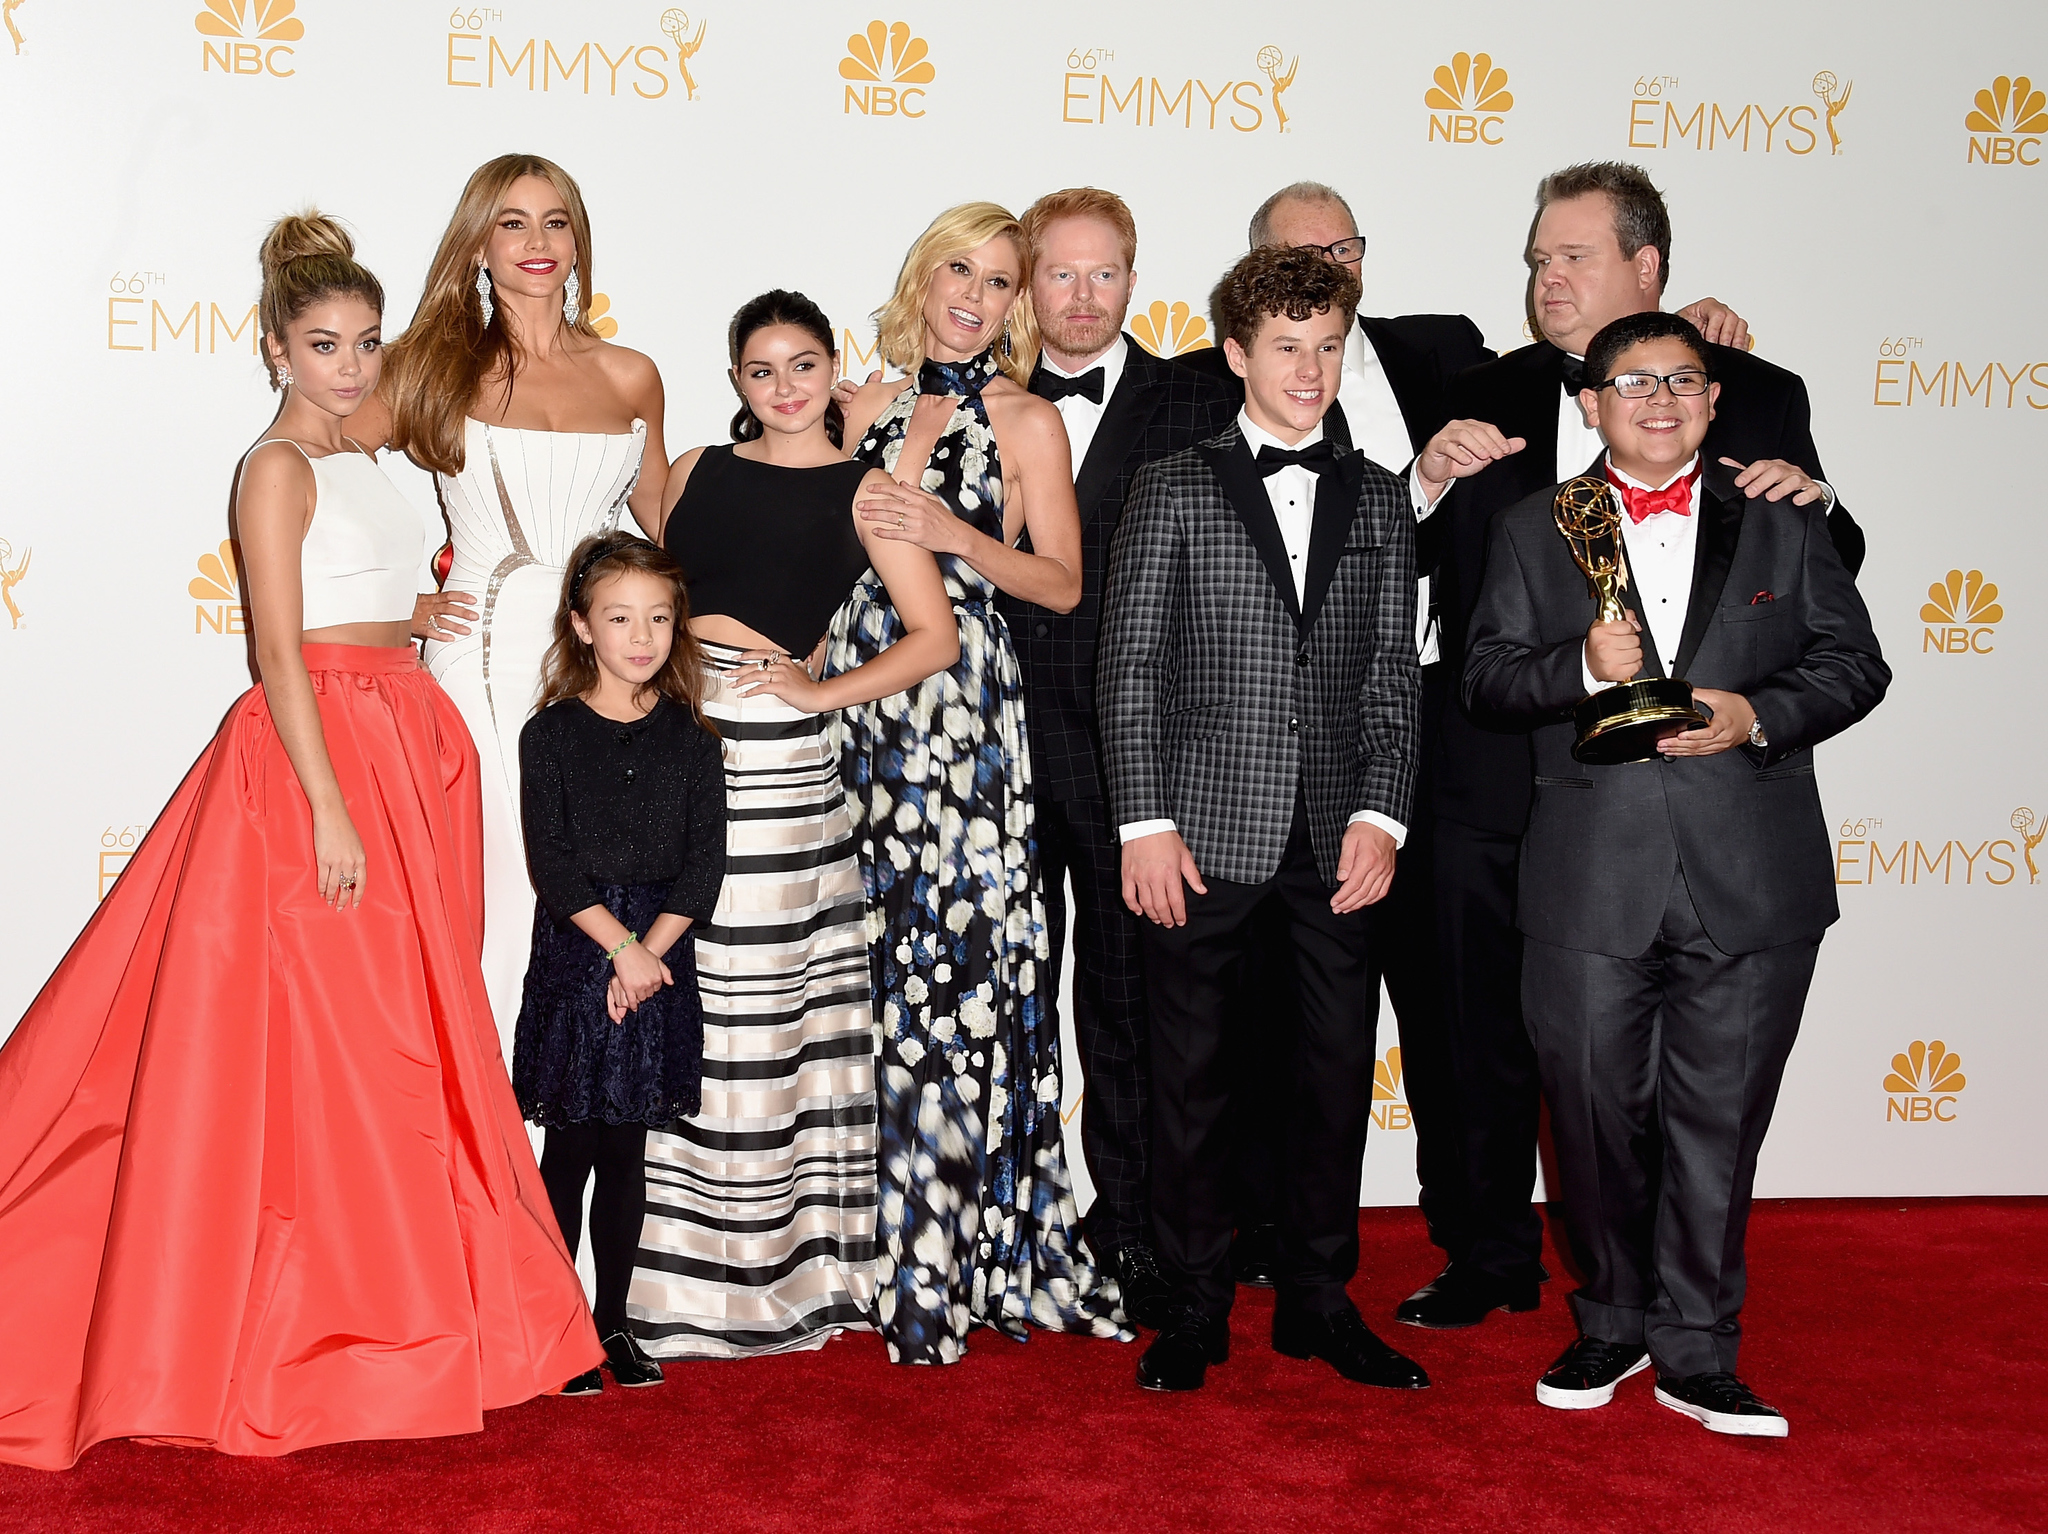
left=823, top=348, right=1127, bottom=1365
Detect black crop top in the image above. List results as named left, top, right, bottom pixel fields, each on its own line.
left=664, top=445, right=872, bottom=657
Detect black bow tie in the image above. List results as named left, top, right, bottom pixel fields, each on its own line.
left=1558, top=353, right=1590, bottom=393
left=1034, top=366, right=1105, bottom=405
left=1255, top=440, right=1337, bottom=477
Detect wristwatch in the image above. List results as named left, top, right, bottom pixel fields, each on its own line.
left=1747, top=717, right=1769, bottom=750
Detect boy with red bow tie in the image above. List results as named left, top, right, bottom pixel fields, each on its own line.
left=1461, top=311, right=1889, bottom=1437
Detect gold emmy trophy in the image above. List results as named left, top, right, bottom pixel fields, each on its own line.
left=1553, top=476, right=1706, bottom=764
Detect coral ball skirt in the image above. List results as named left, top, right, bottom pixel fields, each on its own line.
left=0, top=645, right=601, bottom=1470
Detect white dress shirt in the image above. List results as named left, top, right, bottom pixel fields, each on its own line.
left=1342, top=322, right=1443, bottom=666
left=1119, top=408, right=1407, bottom=852
left=1557, top=357, right=1609, bottom=485
left=1581, top=453, right=1701, bottom=694
left=1040, top=334, right=1128, bottom=475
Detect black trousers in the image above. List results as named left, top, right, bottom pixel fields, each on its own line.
left=1038, top=791, right=1150, bottom=1254
left=1523, top=867, right=1815, bottom=1376
left=539, top=1120, right=649, bottom=1337
left=1147, top=801, right=1378, bottom=1319
left=1434, top=816, right=1546, bottom=1280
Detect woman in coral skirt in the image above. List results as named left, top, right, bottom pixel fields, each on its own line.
left=0, top=211, right=600, bottom=1471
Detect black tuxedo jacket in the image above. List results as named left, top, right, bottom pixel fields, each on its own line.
left=1097, top=425, right=1420, bottom=887
left=1433, top=339, right=1867, bottom=836
left=1463, top=459, right=1888, bottom=957
left=1000, top=338, right=1236, bottom=801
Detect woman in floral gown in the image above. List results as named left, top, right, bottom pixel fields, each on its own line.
left=828, top=203, right=1126, bottom=1364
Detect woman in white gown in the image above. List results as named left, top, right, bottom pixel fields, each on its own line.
left=359, top=154, right=668, bottom=1045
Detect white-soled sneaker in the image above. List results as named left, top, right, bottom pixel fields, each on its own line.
left=1654, top=1372, right=1789, bottom=1437
left=1535, top=1336, right=1651, bottom=1409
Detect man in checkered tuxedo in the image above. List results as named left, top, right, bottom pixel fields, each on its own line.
left=1097, top=244, right=1425, bottom=1393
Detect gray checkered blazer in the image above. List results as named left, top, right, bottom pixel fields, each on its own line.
left=1096, top=423, right=1420, bottom=887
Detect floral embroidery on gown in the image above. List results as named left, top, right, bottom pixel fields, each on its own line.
left=823, top=347, right=1127, bottom=1364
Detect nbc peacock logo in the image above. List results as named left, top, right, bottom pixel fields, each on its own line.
left=196, top=0, right=302, bottom=78
left=1425, top=51, right=1513, bottom=145
left=190, top=539, right=246, bottom=635
left=586, top=292, right=618, bottom=339
left=1883, top=1040, right=1966, bottom=1123
left=1370, top=1046, right=1410, bottom=1131
left=1920, top=568, right=2003, bottom=655
left=1130, top=301, right=1211, bottom=357
left=1965, top=73, right=2044, bottom=165
left=840, top=21, right=933, bottom=118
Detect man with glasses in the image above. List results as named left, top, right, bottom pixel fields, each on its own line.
left=1463, top=310, right=1886, bottom=1434
left=1404, top=161, right=1865, bottom=1337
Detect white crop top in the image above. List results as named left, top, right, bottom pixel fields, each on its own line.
left=244, top=440, right=423, bottom=630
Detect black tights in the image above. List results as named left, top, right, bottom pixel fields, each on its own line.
left=539, top=1120, right=649, bottom=1337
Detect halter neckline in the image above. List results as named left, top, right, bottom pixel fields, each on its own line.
left=917, top=348, right=1000, bottom=399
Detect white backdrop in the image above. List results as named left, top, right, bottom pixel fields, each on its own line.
left=1, top=1, right=2042, bottom=1208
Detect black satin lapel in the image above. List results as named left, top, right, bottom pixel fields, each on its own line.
left=1196, top=438, right=1303, bottom=628
left=1323, top=397, right=1353, bottom=451
left=1300, top=451, right=1362, bottom=637
left=1672, top=483, right=1745, bottom=679
left=1073, top=372, right=1165, bottom=532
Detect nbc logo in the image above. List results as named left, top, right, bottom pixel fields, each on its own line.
left=1966, top=73, right=2044, bottom=165
left=1883, top=1040, right=1966, bottom=1123
left=196, top=0, right=301, bottom=78
left=1130, top=301, right=1211, bottom=357
left=841, top=21, right=932, bottom=118
left=1425, top=51, right=1513, bottom=144
left=1920, top=568, right=2003, bottom=654
left=1370, top=1047, right=1410, bottom=1131
left=190, top=540, right=246, bottom=635
left=587, top=292, right=618, bottom=339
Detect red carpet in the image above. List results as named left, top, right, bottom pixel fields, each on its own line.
left=3, top=1199, right=2042, bottom=1534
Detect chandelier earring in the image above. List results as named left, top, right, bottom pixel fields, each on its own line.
left=1001, top=322, right=1013, bottom=358
left=475, top=262, right=494, bottom=327
left=563, top=269, right=581, bottom=327
left=277, top=363, right=292, bottom=391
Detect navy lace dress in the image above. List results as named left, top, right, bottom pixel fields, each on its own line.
left=823, top=348, right=1126, bottom=1364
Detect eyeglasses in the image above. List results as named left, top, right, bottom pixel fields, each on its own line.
left=1597, top=369, right=1711, bottom=399
left=1296, top=237, right=1367, bottom=263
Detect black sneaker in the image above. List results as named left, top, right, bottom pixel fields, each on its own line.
left=1654, top=1372, right=1789, bottom=1438
left=1535, top=1337, right=1650, bottom=1409
left=600, top=1330, right=665, bottom=1388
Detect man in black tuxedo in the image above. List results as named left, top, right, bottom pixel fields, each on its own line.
left=1098, top=245, right=1425, bottom=1394
left=1465, top=311, right=1887, bottom=1434
left=1403, top=162, right=1868, bottom=1331
left=997, top=189, right=1236, bottom=1329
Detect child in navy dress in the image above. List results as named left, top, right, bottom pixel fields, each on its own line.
left=514, top=532, right=727, bottom=1394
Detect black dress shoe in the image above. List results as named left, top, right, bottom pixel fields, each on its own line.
left=1535, top=1336, right=1650, bottom=1409
left=1395, top=1263, right=1541, bottom=1329
left=1229, top=1223, right=1280, bottom=1288
left=1273, top=1302, right=1429, bottom=1389
left=1654, top=1372, right=1789, bottom=1438
left=560, top=1367, right=603, bottom=1396
left=600, top=1330, right=665, bottom=1388
left=1136, top=1304, right=1230, bottom=1392
left=1110, top=1242, right=1171, bottom=1331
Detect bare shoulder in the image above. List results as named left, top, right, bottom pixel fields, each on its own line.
left=984, top=381, right=1063, bottom=440
left=851, top=373, right=906, bottom=413
left=593, top=340, right=663, bottom=406
left=240, top=437, right=316, bottom=490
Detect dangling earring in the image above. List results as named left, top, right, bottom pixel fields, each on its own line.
left=563, top=269, right=581, bottom=327
left=1001, top=323, right=1013, bottom=358
left=277, top=363, right=292, bottom=391
left=475, top=263, right=494, bottom=327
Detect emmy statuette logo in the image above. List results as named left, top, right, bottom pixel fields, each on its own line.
left=1811, top=71, right=1852, bottom=154
left=840, top=21, right=933, bottom=118
left=658, top=10, right=705, bottom=99
left=1061, top=45, right=1293, bottom=131
left=5, top=0, right=27, bottom=56
left=1425, top=51, right=1513, bottom=145
left=1966, top=73, right=2045, bottom=165
left=1920, top=569, right=2003, bottom=655
left=196, top=0, right=302, bottom=78
left=1371, top=1047, right=1410, bottom=1132
left=0, top=537, right=28, bottom=629
left=2014, top=807, right=2045, bottom=884
left=191, top=540, right=247, bottom=636
left=1129, top=301, right=1211, bottom=358
left=1883, top=1041, right=1966, bottom=1123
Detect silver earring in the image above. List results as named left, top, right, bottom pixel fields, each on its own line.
left=475, top=263, right=494, bottom=327
left=1001, top=323, right=1013, bottom=358
left=277, top=364, right=292, bottom=390
left=563, top=269, right=581, bottom=327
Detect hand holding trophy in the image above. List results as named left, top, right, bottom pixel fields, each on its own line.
left=1553, top=475, right=1706, bottom=764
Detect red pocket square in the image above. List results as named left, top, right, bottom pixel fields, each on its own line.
left=1749, top=590, right=1775, bottom=605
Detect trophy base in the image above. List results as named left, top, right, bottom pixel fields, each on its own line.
left=1572, top=678, right=1709, bottom=766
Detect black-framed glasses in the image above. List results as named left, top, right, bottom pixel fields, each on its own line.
left=1597, top=369, right=1711, bottom=399
left=1296, top=237, right=1367, bottom=263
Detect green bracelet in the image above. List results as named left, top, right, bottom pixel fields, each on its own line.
left=605, top=931, right=639, bottom=962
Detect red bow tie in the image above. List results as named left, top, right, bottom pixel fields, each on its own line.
left=1605, top=463, right=1698, bottom=524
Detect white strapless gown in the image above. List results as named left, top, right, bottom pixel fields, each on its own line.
left=423, top=417, right=646, bottom=1055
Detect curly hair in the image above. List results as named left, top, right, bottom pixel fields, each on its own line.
left=1212, top=243, right=1362, bottom=352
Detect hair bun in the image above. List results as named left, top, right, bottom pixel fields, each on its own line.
left=260, top=209, right=356, bottom=278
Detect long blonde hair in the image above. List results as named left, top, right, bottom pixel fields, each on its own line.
left=872, top=202, right=1038, bottom=386
left=382, top=153, right=601, bottom=476
left=257, top=210, right=383, bottom=392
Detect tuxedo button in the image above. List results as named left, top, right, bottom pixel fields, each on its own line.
left=1295, top=647, right=1310, bottom=667
left=1288, top=718, right=1300, bottom=734
left=1035, top=624, right=1049, bottom=639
